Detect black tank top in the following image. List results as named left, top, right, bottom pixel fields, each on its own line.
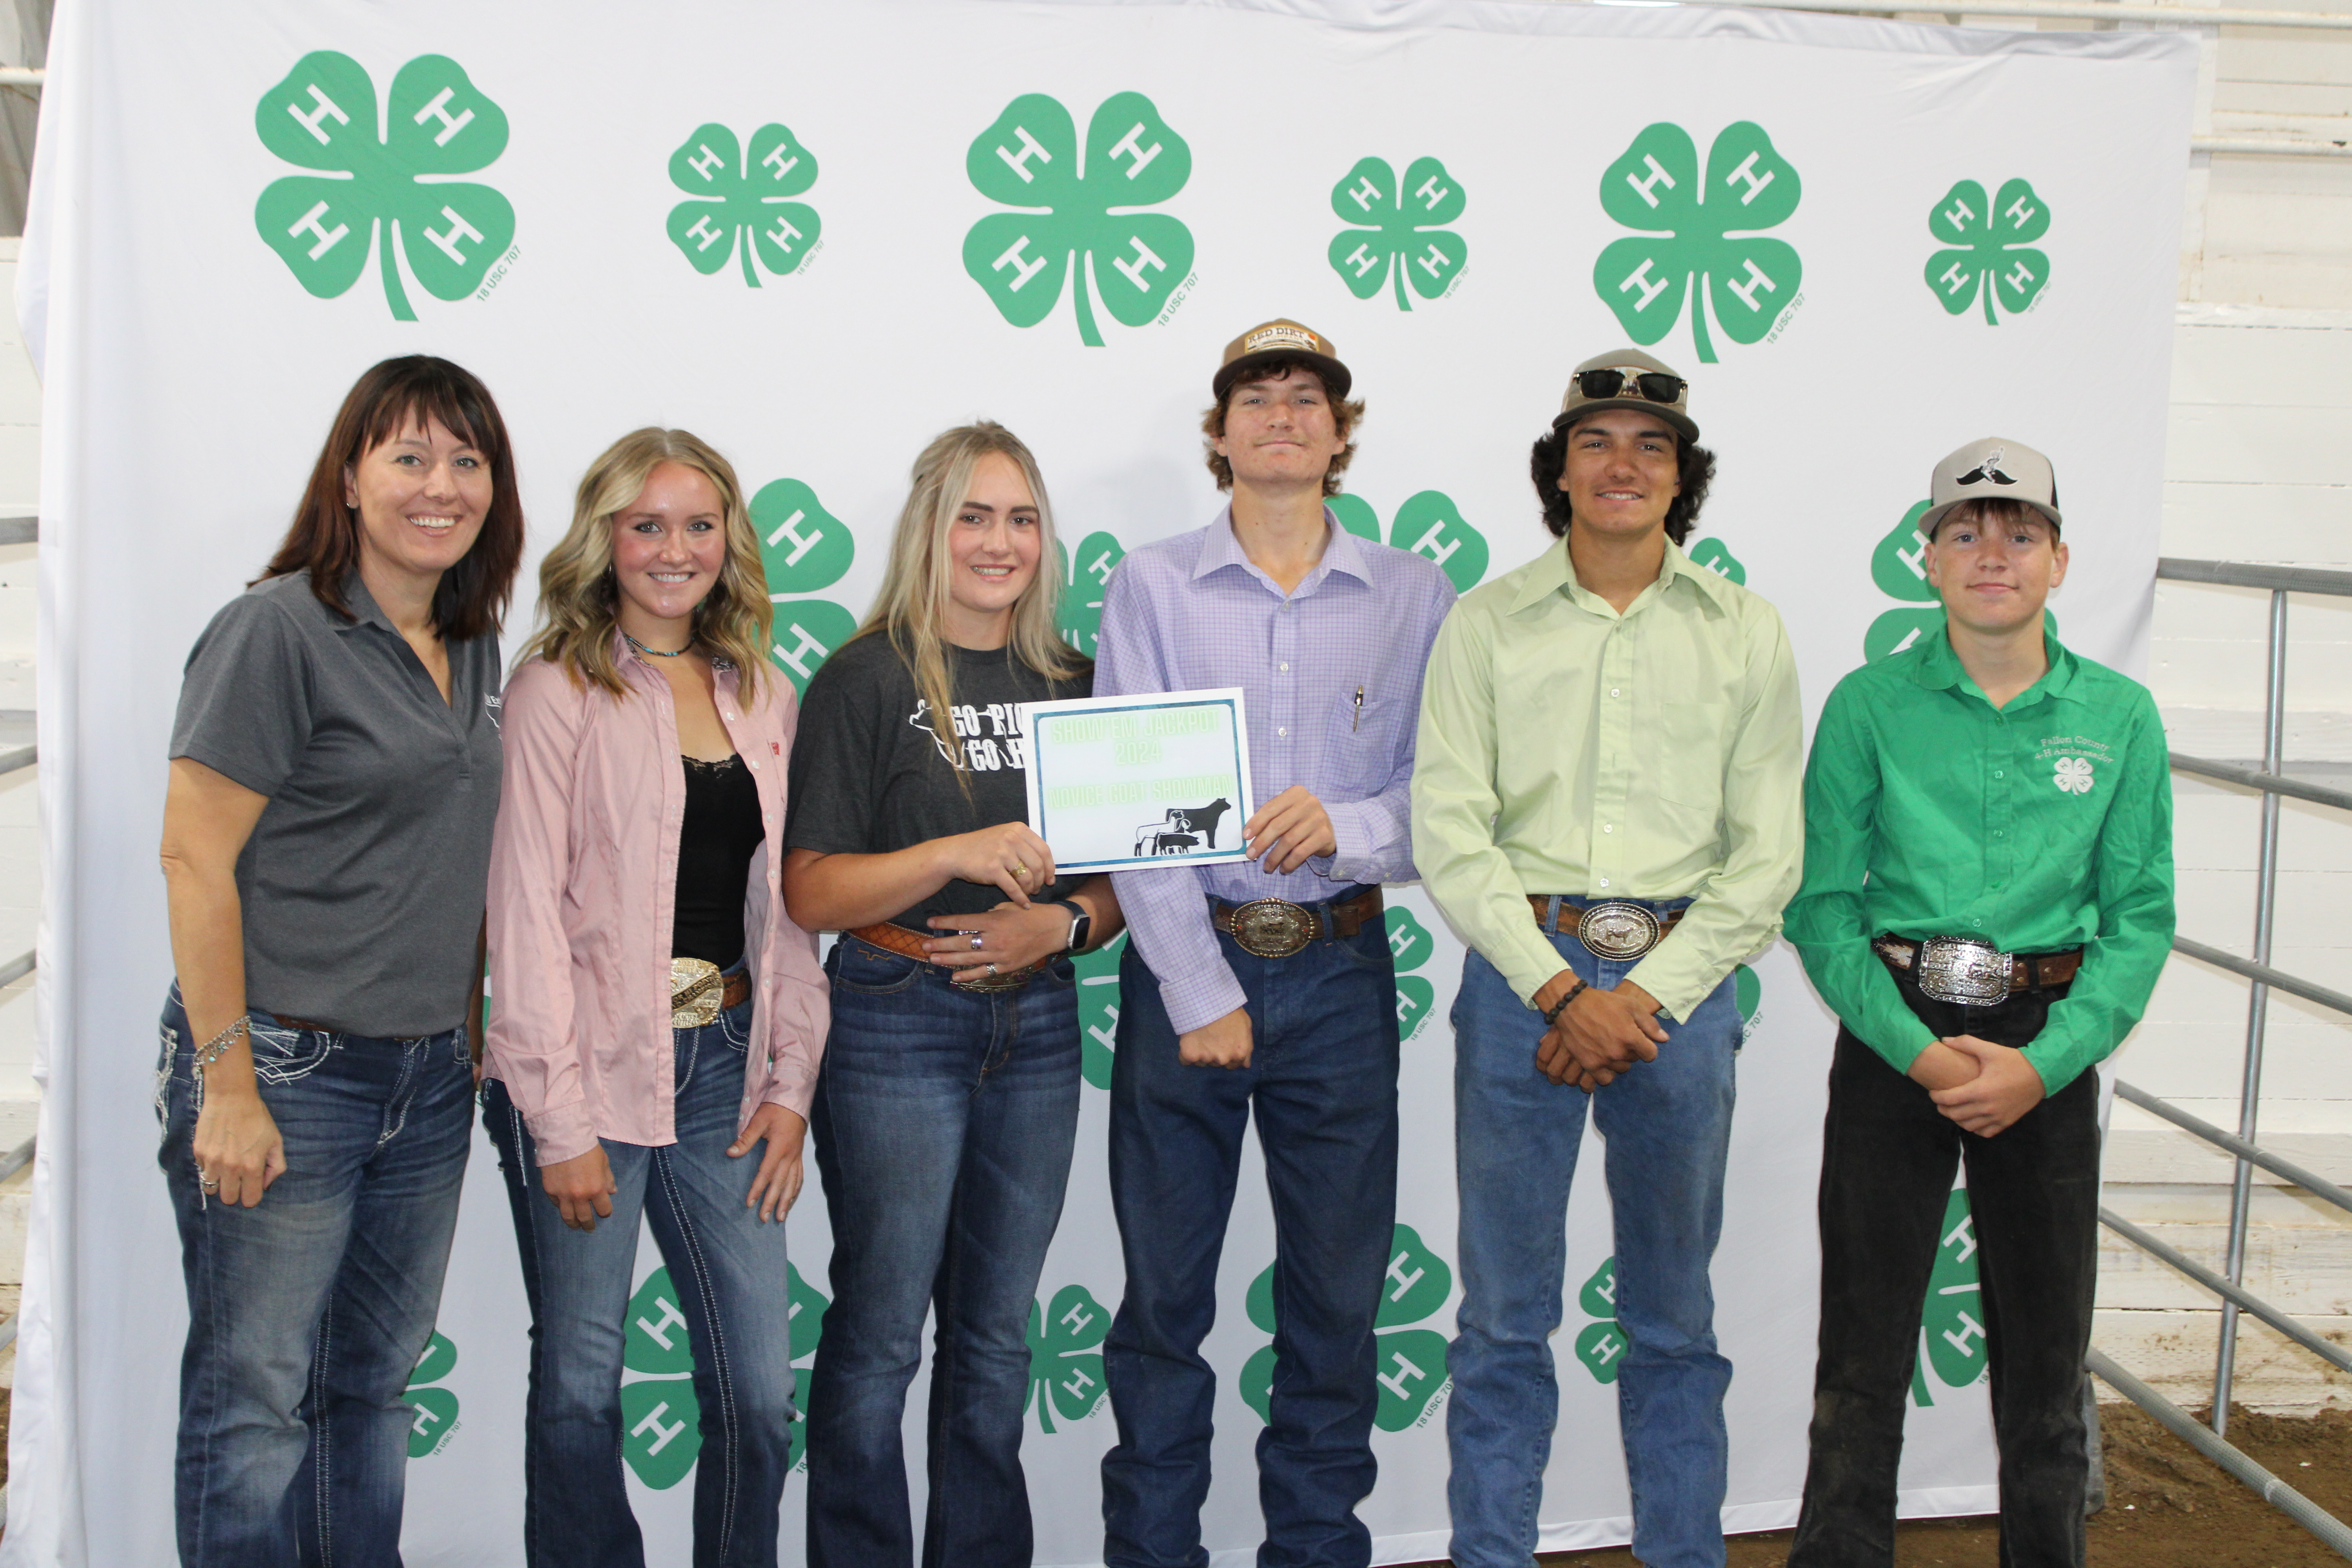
left=672, top=753, right=766, bottom=968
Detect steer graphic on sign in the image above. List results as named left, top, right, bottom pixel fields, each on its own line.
left=1132, top=798, right=1232, bottom=857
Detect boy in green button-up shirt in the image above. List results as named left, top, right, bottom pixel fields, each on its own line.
left=1784, top=437, right=2174, bottom=1568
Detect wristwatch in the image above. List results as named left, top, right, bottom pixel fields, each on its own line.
left=1050, top=899, right=1093, bottom=954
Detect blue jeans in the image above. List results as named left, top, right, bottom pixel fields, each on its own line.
left=804, top=933, right=1082, bottom=1568
left=1102, top=896, right=1401, bottom=1568
left=482, top=992, right=796, bottom=1568
left=155, top=984, right=475, bottom=1568
left=1446, top=902, right=1738, bottom=1568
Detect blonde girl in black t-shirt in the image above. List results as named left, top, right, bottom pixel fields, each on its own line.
left=782, top=422, right=1120, bottom=1568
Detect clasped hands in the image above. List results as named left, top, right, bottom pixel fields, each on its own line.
left=1532, top=969, right=1668, bottom=1092
left=1907, top=1036, right=2047, bottom=1137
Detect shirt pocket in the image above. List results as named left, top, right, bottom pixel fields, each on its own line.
left=1323, top=684, right=1394, bottom=800
left=1655, top=701, right=1727, bottom=819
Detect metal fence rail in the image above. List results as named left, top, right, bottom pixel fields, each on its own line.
left=2089, top=558, right=2352, bottom=1559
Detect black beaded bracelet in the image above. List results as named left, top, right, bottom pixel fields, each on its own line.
left=1542, top=979, right=1588, bottom=1026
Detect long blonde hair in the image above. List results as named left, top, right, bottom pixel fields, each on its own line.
left=851, top=423, right=1087, bottom=774
left=521, top=428, right=772, bottom=702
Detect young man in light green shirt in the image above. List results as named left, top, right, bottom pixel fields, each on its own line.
left=1783, top=437, right=2175, bottom=1568
left=1413, top=350, right=1804, bottom=1568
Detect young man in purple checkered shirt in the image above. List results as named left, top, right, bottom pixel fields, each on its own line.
left=1092, top=319, right=1456, bottom=1568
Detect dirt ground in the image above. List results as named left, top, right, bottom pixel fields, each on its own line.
left=0, top=1394, right=2344, bottom=1561
left=1501, top=1405, right=2352, bottom=1568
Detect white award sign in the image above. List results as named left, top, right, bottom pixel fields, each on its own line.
left=1020, top=689, right=1255, bottom=872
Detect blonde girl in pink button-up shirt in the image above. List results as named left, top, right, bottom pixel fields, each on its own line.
left=483, top=427, right=826, bottom=1566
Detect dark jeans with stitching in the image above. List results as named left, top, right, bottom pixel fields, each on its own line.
left=483, top=992, right=797, bottom=1568
left=804, top=933, right=1082, bottom=1568
left=156, top=984, right=474, bottom=1568
left=1789, top=967, right=2098, bottom=1568
left=1100, top=897, right=1401, bottom=1568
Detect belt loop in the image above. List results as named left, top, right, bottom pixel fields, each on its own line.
left=1545, top=895, right=1563, bottom=934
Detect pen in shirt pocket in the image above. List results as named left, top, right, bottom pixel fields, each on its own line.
left=1354, top=684, right=1364, bottom=732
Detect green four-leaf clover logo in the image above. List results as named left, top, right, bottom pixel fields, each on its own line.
left=621, top=1267, right=704, bottom=1489
left=1385, top=907, right=1437, bottom=1044
left=1056, top=530, right=1127, bottom=659
left=1866, top=498, right=1945, bottom=664
left=1242, top=1224, right=1454, bottom=1431
left=1328, top=156, right=1466, bottom=311
left=1027, top=1283, right=1112, bottom=1432
left=1595, top=122, right=1801, bottom=364
left=404, top=1330, right=460, bottom=1458
left=753, top=475, right=860, bottom=697
left=1327, top=491, right=1490, bottom=594
left=1912, top=1190, right=1988, bottom=1405
left=619, top=1263, right=830, bottom=1485
left=255, top=53, right=514, bottom=321
left=1687, top=538, right=1747, bottom=586
left=668, top=122, right=822, bottom=286
left=1926, top=179, right=2049, bottom=324
left=787, top=1262, right=830, bottom=1470
left=1572, top=1256, right=1628, bottom=1384
left=964, top=93, right=1194, bottom=347
left=1073, top=931, right=1127, bottom=1091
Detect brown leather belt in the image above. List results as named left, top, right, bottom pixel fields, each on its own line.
left=847, top=922, right=1052, bottom=992
left=1526, top=895, right=1686, bottom=960
left=1873, top=935, right=2082, bottom=1005
left=1209, top=886, right=1384, bottom=959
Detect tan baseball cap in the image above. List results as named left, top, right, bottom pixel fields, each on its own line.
left=1554, top=348, right=1698, bottom=443
left=1918, top=437, right=2062, bottom=538
left=1213, top=318, right=1351, bottom=402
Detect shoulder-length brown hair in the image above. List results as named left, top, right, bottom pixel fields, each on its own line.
left=519, top=428, right=772, bottom=705
left=259, top=356, right=525, bottom=642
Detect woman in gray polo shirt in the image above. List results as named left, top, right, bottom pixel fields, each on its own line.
left=154, top=355, right=524, bottom=1567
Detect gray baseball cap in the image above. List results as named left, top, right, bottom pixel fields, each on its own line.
left=1553, top=348, right=1698, bottom=443
left=1918, top=437, right=2062, bottom=538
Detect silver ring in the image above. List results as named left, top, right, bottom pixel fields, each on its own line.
left=986, top=962, right=1000, bottom=975
left=970, top=933, right=985, bottom=951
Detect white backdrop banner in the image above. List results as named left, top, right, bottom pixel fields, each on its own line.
left=11, top=0, right=2191, bottom=1563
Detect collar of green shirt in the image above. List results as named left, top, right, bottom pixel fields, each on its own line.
left=1907, top=623, right=2080, bottom=711
left=1506, top=535, right=1742, bottom=622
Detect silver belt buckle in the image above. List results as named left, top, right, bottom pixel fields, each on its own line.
left=1575, top=901, right=1662, bottom=960
left=1229, top=898, right=1316, bottom=959
left=1913, top=936, right=2012, bottom=1005
left=670, top=957, right=724, bottom=1029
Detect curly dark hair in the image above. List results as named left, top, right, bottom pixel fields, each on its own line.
left=1530, top=416, right=1716, bottom=546
left=1201, top=357, right=1365, bottom=497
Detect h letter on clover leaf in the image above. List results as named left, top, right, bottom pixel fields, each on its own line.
left=667, top=122, right=823, bottom=287
left=1925, top=178, right=2049, bottom=324
left=255, top=53, right=514, bottom=321
left=1593, top=122, right=1802, bottom=364
left=1327, top=156, right=1467, bottom=311
left=963, top=93, right=1193, bottom=347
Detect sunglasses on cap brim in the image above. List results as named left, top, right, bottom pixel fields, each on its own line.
left=1571, top=369, right=1687, bottom=407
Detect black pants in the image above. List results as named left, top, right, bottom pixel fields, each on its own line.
left=1788, top=970, right=2100, bottom=1568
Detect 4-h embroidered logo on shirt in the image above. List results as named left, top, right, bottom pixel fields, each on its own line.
left=2053, top=756, right=2095, bottom=795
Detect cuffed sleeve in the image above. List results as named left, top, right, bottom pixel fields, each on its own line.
left=1630, top=605, right=1805, bottom=1022
left=1413, top=604, right=1567, bottom=1005
left=483, top=662, right=597, bottom=1166
left=2023, top=693, right=2176, bottom=1095
left=1786, top=679, right=1940, bottom=1073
